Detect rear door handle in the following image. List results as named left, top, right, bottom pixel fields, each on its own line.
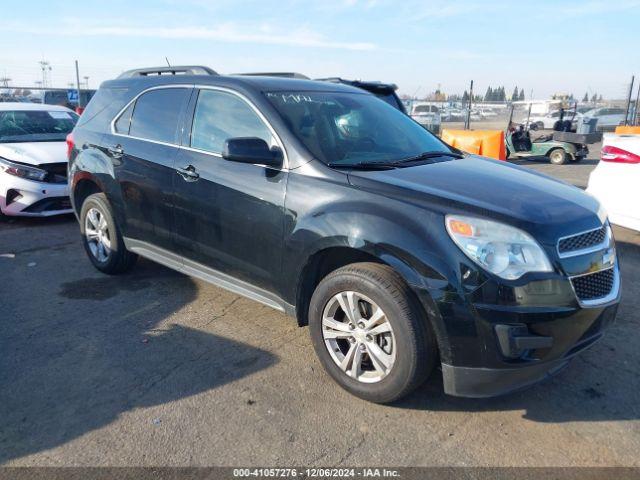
left=176, top=165, right=199, bottom=182
left=108, top=145, right=124, bottom=158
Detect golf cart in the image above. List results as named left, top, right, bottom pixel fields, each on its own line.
left=505, top=104, right=600, bottom=165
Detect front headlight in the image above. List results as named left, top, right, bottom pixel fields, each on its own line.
left=445, top=215, right=553, bottom=280
left=0, top=157, right=47, bottom=182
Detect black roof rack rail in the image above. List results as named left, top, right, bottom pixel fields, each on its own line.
left=235, top=72, right=310, bottom=79
left=117, top=66, right=218, bottom=78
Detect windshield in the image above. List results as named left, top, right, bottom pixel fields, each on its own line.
left=0, top=109, right=78, bottom=143
left=265, top=91, right=451, bottom=166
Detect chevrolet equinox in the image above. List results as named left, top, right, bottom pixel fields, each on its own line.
left=68, top=66, right=620, bottom=403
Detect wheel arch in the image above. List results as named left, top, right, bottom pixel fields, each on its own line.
left=294, top=244, right=432, bottom=328
left=71, top=175, right=103, bottom=216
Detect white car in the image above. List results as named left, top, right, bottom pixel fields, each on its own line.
left=410, top=103, right=441, bottom=134
left=587, top=133, right=640, bottom=231
left=0, top=103, right=78, bottom=217
left=526, top=110, right=581, bottom=130
left=582, top=107, right=626, bottom=130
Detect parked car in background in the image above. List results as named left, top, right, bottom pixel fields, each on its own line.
left=526, top=110, right=581, bottom=130
left=442, top=107, right=465, bottom=122
left=36, top=89, right=97, bottom=111
left=582, top=107, right=626, bottom=130
left=410, top=103, right=441, bottom=134
left=0, top=102, right=78, bottom=217
left=68, top=66, right=619, bottom=403
left=587, top=133, right=640, bottom=231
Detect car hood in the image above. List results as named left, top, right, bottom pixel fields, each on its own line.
left=347, top=156, right=606, bottom=245
left=0, top=142, right=67, bottom=166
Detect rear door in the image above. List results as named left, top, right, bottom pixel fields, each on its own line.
left=106, top=86, right=192, bottom=251
left=172, top=87, right=287, bottom=294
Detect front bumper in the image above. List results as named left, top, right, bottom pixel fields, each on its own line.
left=0, top=172, right=72, bottom=217
left=440, top=301, right=617, bottom=397
left=412, top=258, right=620, bottom=398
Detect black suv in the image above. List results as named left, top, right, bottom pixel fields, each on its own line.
left=68, top=66, right=620, bottom=403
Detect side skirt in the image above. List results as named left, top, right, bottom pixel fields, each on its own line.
left=123, top=237, right=295, bottom=316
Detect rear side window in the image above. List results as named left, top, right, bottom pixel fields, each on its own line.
left=190, top=89, right=274, bottom=154
left=114, top=102, right=134, bottom=134
left=128, top=88, right=189, bottom=144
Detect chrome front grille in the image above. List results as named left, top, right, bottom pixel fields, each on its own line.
left=558, top=226, right=606, bottom=255
left=571, top=268, right=615, bottom=302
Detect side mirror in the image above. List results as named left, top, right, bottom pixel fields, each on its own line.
left=222, top=137, right=283, bottom=167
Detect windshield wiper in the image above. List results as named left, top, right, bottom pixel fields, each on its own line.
left=327, top=151, right=464, bottom=170
left=327, top=161, right=397, bottom=170
left=390, top=151, right=464, bottom=165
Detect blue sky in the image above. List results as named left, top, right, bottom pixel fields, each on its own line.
left=2, top=0, right=639, bottom=99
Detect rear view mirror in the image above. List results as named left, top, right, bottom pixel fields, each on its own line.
left=222, top=137, right=283, bottom=167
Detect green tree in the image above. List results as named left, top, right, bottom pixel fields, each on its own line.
left=519, top=88, right=525, bottom=101
left=511, top=86, right=519, bottom=101
left=583, top=92, right=589, bottom=102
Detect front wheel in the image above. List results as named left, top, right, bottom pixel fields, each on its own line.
left=308, top=263, right=437, bottom=403
left=80, top=193, right=137, bottom=274
left=549, top=148, right=568, bottom=165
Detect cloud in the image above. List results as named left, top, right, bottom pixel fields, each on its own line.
left=0, top=21, right=376, bottom=52
left=558, top=0, right=640, bottom=15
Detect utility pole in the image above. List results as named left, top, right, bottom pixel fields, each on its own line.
left=75, top=60, right=83, bottom=109
left=464, top=80, right=474, bottom=130
left=635, top=82, right=640, bottom=126
left=624, top=75, right=635, bottom=126
left=0, top=77, right=11, bottom=88
left=38, top=60, right=51, bottom=88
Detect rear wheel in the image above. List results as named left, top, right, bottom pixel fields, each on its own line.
left=308, top=262, right=437, bottom=403
left=80, top=193, right=137, bottom=274
left=549, top=148, right=568, bottom=165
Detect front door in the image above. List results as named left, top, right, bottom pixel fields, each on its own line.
left=173, top=88, right=287, bottom=294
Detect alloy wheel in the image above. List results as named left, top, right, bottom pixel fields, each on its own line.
left=321, top=291, right=396, bottom=383
left=85, top=207, right=112, bottom=262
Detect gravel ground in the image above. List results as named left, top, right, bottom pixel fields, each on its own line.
left=1, top=146, right=638, bottom=467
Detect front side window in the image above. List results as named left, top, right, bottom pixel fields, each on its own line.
left=128, top=88, right=189, bottom=144
left=0, top=109, right=78, bottom=143
left=191, top=89, right=274, bottom=154
left=265, top=91, right=451, bottom=166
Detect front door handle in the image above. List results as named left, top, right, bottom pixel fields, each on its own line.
left=176, top=165, right=199, bottom=182
left=107, top=145, right=124, bottom=158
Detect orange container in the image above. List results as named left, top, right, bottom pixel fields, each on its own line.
left=441, top=129, right=506, bottom=160
left=615, top=126, right=640, bottom=135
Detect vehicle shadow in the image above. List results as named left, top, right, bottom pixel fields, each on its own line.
left=396, top=234, right=640, bottom=423
left=0, top=234, right=278, bottom=463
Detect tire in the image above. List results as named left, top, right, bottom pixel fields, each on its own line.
left=548, top=148, right=568, bottom=165
left=529, top=123, right=538, bottom=131
left=79, top=193, right=137, bottom=274
left=308, top=262, right=437, bottom=403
